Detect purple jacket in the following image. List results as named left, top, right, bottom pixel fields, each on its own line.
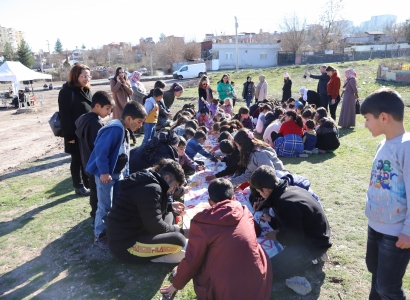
left=179, top=153, right=199, bottom=170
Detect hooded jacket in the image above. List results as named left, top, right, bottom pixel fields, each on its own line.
left=107, top=170, right=183, bottom=254
left=75, top=112, right=103, bottom=168
left=85, top=119, right=127, bottom=177
left=261, top=180, right=332, bottom=250
left=58, top=83, right=92, bottom=153
left=172, top=200, right=272, bottom=300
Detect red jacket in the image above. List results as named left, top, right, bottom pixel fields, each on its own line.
left=327, top=72, right=341, bottom=100
left=279, top=120, right=304, bottom=137
left=173, top=200, right=272, bottom=300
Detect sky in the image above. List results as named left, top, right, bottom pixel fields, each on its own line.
left=0, top=0, right=408, bottom=52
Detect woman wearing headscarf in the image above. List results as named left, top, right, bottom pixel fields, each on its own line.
left=129, top=71, right=147, bottom=105
left=163, top=83, right=184, bottom=109
left=58, top=64, right=93, bottom=196
left=282, top=72, right=292, bottom=102
left=255, top=75, right=268, bottom=102
left=325, top=66, right=341, bottom=121
left=241, top=76, right=256, bottom=107
left=299, top=88, right=321, bottom=108
left=110, top=67, right=133, bottom=120
left=338, top=68, right=359, bottom=128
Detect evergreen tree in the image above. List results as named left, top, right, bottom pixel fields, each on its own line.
left=81, top=43, right=86, bottom=50
left=55, top=38, right=63, bottom=54
left=3, top=42, right=16, bottom=61
left=17, top=40, right=35, bottom=68
left=405, top=19, right=410, bottom=44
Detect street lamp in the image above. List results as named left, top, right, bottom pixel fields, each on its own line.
left=235, top=16, right=239, bottom=71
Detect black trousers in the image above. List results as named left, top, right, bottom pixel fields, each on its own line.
left=319, top=94, right=328, bottom=111
left=70, top=149, right=89, bottom=189
left=111, top=212, right=186, bottom=264
left=328, top=95, right=340, bottom=121
left=87, top=173, right=97, bottom=218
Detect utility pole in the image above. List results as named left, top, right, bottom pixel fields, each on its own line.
left=235, top=16, right=239, bottom=71
left=150, top=52, right=153, bottom=76
left=46, top=40, right=50, bottom=54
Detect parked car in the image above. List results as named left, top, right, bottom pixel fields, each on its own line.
left=138, top=67, right=148, bottom=75
left=173, top=63, right=206, bottom=80
left=108, top=71, right=131, bottom=81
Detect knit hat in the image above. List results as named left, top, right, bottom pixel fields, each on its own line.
left=283, top=72, right=289, bottom=78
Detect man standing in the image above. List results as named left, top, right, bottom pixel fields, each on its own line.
left=305, top=65, right=330, bottom=111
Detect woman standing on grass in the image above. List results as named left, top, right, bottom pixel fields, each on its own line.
left=110, top=67, right=133, bottom=120
left=282, top=72, right=292, bottom=102
left=242, top=76, right=256, bottom=107
left=325, top=66, right=341, bottom=121
left=198, top=76, right=214, bottom=114
left=255, top=75, right=268, bottom=102
left=58, top=64, right=93, bottom=196
left=163, top=83, right=184, bottom=109
left=338, top=68, right=359, bottom=128
left=217, top=74, right=234, bottom=104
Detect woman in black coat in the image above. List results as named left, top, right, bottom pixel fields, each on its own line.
left=58, top=64, right=93, bottom=196
left=197, top=76, right=214, bottom=114
left=282, top=73, right=292, bottom=102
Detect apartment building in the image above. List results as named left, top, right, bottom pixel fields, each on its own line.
left=0, top=25, right=25, bottom=52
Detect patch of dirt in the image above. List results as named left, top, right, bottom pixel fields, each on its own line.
left=0, top=80, right=158, bottom=177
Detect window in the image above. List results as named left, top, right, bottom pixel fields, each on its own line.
left=225, top=52, right=233, bottom=60
left=260, top=53, right=267, bottom=59
left=180, top=66, right=188, bottom=72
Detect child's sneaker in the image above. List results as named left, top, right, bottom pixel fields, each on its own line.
left=312, top=148, right=319, bottom=154
left=94, top=235, right=109, bottom=250
left=304, top=150, right=312, bottom=154
left=299, top=153, right=309, bottom=158
left=318, top=149, right=326, bottom=154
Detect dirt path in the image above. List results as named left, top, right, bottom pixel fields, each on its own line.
left=0, top=81, right=156, bottom=176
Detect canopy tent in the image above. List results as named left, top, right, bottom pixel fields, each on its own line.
left=0, top=61, right=52, bottom=94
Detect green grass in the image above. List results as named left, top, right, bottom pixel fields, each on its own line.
left=1, top=59, right=410, bottom=299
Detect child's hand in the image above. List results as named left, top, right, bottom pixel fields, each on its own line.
left=100, top=173, right=112, bottom=184
left=264, top=230, right=279, bottom=240
left=184, top=186, right=190, bottom=194
left=252, top=199, right=264, bottom=211
left=260, top=213, right=272, bottom=223
left=396, top=233, right=410, bottom=249
left=205, top=174, right=216, bottom=181
left=172, top=202, right=185, bottom=215
left=160, top=284, right=178, bottom=298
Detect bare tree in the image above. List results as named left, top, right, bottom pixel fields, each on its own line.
left=405, top=19, right=410, bottom=43
left=183, top=41, right=201, bottom=61
left=314, top=0, right=346, bottom=51
left=384, top=21, right=405, bottom=43
left=154, top=37, right=184, bottom=73
left=280, top=12, right=307, bottom=53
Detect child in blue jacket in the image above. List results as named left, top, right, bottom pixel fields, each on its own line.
left=86, top=101, right=147, bottom=250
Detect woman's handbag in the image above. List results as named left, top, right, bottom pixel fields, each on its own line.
left=355, top=99, right=361, bottom=115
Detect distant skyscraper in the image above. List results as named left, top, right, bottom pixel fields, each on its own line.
left=359, top=15, right=397, bottom=32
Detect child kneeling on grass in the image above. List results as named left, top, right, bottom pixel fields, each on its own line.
left=251, top=165, right=332, bottom=279
left=361, top=88, right=410, bottom=299
left=160, top=178, right=272, bottom=299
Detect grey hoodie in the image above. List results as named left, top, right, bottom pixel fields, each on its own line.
left=230, top=147, right=284, bottom=186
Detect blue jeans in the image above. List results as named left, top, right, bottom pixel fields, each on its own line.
left=94, top=173, right=123, bottom=237
left=366, top=226, right=410, bottom=300
left=270, top=244, right=327, bottom=279
left=245, top=95, right=252, bottom=107
left=141, top=122, right=156, bottom=147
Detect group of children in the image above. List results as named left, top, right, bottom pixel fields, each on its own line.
left=72, top=79, right=409, bottom=300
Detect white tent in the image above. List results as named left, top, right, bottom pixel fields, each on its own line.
left=0, top=61, right=52, bottom=94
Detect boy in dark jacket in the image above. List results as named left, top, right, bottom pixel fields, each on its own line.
left=86, top=102, right=147, bottom=250
left=251, top=165, right=332, bottom=279
left=160, top=178, right=272, bottom=299
left=205, top=139, right=244, bottom=181
left=75, top=91, right=114, bottom=222
left=107, top=159, right=187, bottom=263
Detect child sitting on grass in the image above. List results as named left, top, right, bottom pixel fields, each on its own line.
left=222, top=98, right=233, bottom=117
left=197, top=107, right=209, bottom=127
left=205, top=139, right=244, bottom=181
left=303, top=120, right=318, bottom=154
left=177, top=137, right=205, bottom=177
left=185, top=131, right=217, bottom=162
left=160, top=178, right=272, bottom=299
left=233, top=106, right=254, bottom=131
left=183, top=128, right=195, bottom=141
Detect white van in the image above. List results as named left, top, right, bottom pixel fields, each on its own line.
left=173, top=63, right=206, bottom=79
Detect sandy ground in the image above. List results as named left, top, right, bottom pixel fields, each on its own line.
left=0, top=81, right=157, bottom=176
